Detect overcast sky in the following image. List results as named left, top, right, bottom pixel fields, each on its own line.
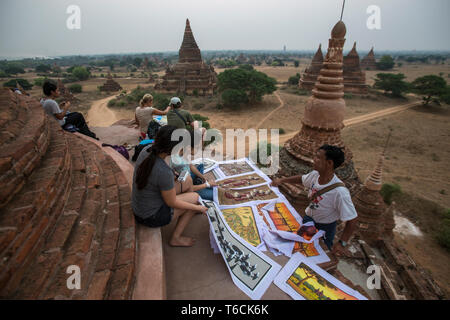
left=1, top=0, right=449, bottom=58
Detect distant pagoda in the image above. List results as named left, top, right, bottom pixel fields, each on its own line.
left=160, top=19, right=217, bottom=95
left=299, top=44, right=324, bottom=91
left=361, top=47, right=377, bottom=70
left=277, top=20, right=361, bottom=209
left=99, top=73, right=122, bottom=92
left=343, top=42, right=368, bottom=94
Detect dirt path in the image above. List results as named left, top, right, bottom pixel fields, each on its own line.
left=279, top=101, right=421, bottom=145
left=86, top=95, right=119, bottom=127
left=255, top=91, right=285, bottom=129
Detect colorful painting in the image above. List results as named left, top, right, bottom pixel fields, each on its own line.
left=219, top=161, right=254, bottom=177
left=267, top=203, right=301, bottom=232
left=221, top=207, right=261, bottom=247
left=287, top=263, right=360, bottom=300
left=293, top=242, right=320, bottom=257
left=217, top=184, right=278, bottom=206
left=256, top=203, right=271, bottom=227
left=260, top=202, right=322, bottom=259
left=217, top=173, right=266, bottom=189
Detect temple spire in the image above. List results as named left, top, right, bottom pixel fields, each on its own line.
left=179, top=18, right=202, bottom=63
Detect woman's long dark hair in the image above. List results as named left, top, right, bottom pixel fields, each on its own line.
left=135, top=125, right=181, bottom=190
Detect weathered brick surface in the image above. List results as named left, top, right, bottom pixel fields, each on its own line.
left=107, top=263, right=134, bottom=300
left=0, top=106, right=137, bottom=299
left=85, top=270, right=111, bottom=300
left=95, top=230, right=119, bottom=272
left=45, top=212, right=79, bottom=250
left=66, top=223, right=95, bottom=256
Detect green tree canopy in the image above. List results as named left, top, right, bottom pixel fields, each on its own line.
left=288, top=73, right=301, bottom=86
left=374, top=73, right=409, bottom=97
left=217, top=65, right=277, bottom=107
left=376, top=55, right=395, bottom=70
left=3, top=62, right=25, bottom=75
left=71, top=66, right=90, bottom=81
left=3, top=78, right=33, bottom=90
left=35, top=64, right=52, bottom=73
left=412, top=75, right=447, bottom=106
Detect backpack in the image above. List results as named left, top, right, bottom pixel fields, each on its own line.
left=147, top=120, right=162, bottom=140
left=132, top=141, right=153, bottom=162
left=102, top=143, right=130, bottom=160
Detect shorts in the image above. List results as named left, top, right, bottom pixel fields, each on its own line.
left=134, top=203, right=174, bottom=228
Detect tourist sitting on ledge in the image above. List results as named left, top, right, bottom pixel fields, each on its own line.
left=41, top=80, right=98, bottom=140
left=271, top=145, right=358, bottom=257
left=169, top=129, right=217, bottom=201
left=132, top=125, right=208, bottom=247
left=135, top=93, right=170, bottom=140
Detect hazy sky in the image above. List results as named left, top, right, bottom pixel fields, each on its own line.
left=1, top=0, right=449, bottom=58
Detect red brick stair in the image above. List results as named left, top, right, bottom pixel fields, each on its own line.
left=0, top=89, right=136, bottom=299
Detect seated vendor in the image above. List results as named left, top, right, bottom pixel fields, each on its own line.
left=271, top=145, right=358, bottom=256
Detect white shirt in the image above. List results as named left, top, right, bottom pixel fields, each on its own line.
left=135, top=106, right=155, bottom=133
left=41, top=98, right=65, bottom=126
left=302, top=170, right=357, bottom=224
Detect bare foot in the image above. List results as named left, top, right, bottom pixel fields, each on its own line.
left=169, top=236, right=196, bottom=247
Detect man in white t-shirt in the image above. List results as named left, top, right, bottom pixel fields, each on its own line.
left=272, top=145, right=358, bottom=256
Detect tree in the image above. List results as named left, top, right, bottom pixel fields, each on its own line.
left=374, top=73, right=409, bottom=97
left=376, top=55, right=395, bottom=70
left=221, top=89, right=248, bottom=108
left=35, top=64, right=52, bottom=73
left=133, top=57, right=143, bottom=68
left=218, top=66, right=277, bottom=106
left=71, top=66, right=90, bottom=81
left=288, top=73, right=301, bottom=86
left=294, top=60, right=300, bottom=68
left=3, top=78, right=33, bottom=90
left=4, top=62, right=25, bottom=75
left=412, top=75, right=447, bottom=106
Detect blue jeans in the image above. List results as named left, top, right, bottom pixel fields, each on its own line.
left=191, top=163, right=214, bottom=201
left=302, top=215, right=337, bottom=250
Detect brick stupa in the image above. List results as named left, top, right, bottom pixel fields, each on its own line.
left=277, top=20, right=361, bottom=209
left=99, top=73, right=122, bottom=92
left=343, top=42, right=368, bottom=94
left=160, top=19, right=217, bottom=95
left=299, top=44, right=324, bottom=91
left=361, top=47, right=377, bottom=70
left=354, top=150, right=389, bottom=243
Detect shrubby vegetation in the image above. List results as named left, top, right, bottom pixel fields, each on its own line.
left=374, top=73, right=410, bottom=97
left=3, top=78, right=33, bottom=90
left=376, top=55, right=395, bottom=70
left=381, top=183, right=402, bottom=205
left=68, top=84, right=82, bottom=93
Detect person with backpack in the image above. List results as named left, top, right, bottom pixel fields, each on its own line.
left=132, top=125, right=207, bottom=247
left=166, top=97, right=195, bottom=130
left=41, top=80, right=98, bottom=140
left=135, top=93, right=170, bottom=140
left=271, top=145, right=358, bottom=256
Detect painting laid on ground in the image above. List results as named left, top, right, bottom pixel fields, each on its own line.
left=221, top=206, right=264, bottom=248
left=217, top=160, right=255, bottom=177
left=216, top=172, right=268, bottom=189
left=215, top=184, right=279, bottom=206
left=202, top=199, right=281, bottom=300
left=274, top=254, right=368, bottom=300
